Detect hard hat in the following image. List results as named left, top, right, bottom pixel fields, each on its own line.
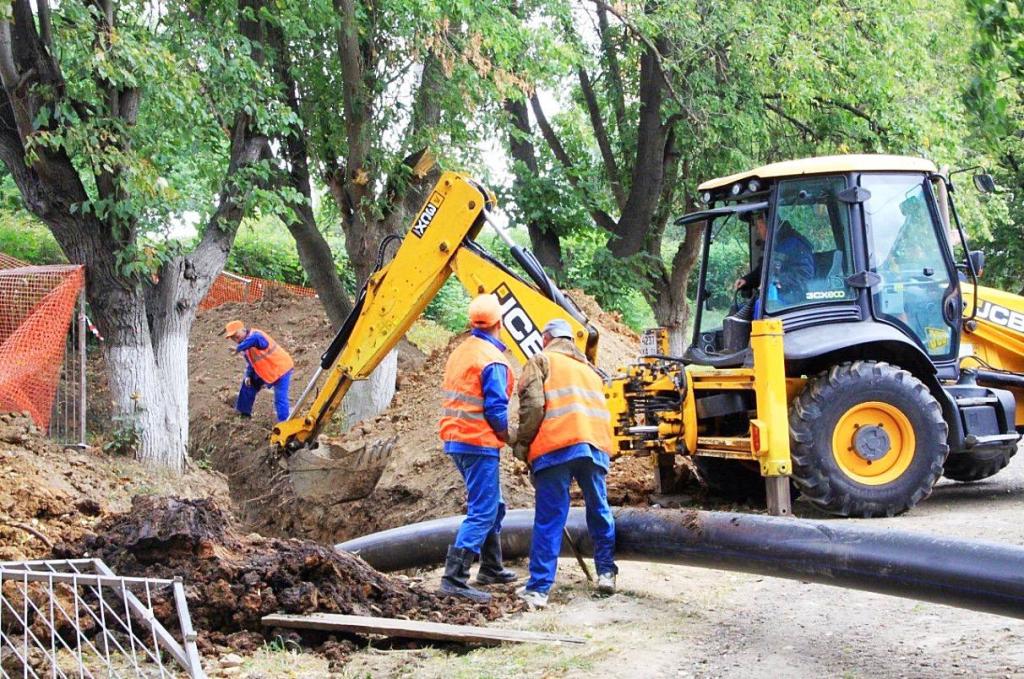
left=224, top=320, right=245, bottom=338
left=468, top=294, right=501, bottom=328
left=543, top=318, right=574, bottom=340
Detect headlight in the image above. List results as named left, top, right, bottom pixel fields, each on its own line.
left=701, top=191, right=712, bottom=204
left=730, top=182, right=743, bottom=196
left=747, top=179, right=761, bottom=193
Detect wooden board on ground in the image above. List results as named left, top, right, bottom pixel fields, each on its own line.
left=262, top=613, right=586, bottom=646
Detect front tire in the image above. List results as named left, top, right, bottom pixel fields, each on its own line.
left=942, top=446, right=1018, bottom=482
left=789, top=361, right=948, bottom=518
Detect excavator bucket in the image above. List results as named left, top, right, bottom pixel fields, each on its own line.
left=286, top=436, right=397, bottom=502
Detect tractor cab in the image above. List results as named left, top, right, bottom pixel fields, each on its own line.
left=680, top=155, right=965, bottom=377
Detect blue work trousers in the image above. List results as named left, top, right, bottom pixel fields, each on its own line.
left=526, top=457, right=617, bottom=594
left=235, top=369, right=292, bottom=422
left=450, top=453, right=506, bottom=554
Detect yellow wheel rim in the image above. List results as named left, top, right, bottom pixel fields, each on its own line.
left=831, top=401, right=916, bottom=486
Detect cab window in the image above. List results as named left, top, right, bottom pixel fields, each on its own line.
left=764, top=176, right=855, bottom=314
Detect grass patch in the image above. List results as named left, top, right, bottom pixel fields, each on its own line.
left=406, top=319, right=454, bottom=354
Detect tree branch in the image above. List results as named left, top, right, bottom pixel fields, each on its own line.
left=813, top=97, right=887, bottom=137
left=763, top=100, right=816, bottom=139
left=333, top=0, right=369, bottom=171
left=0, top=22, right=20, bottom=92
left=595, top=4, right=627, bottom=138
left=585, top=0, right=692, bottom=119
left=578, top=67, right=624, bottom=209
left=529, top=93, right=617, bottom=234
left=37, top=0, right=53, bottom=52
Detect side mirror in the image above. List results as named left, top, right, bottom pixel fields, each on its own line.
left=969, top=250, right=986, bottom=277
left=973, top=173, right=996, bottom=194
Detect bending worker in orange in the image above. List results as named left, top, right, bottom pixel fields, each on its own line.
left=437, top=294, right=518, bottom=603
left=514, top=318, right=617, bottom=608
left=224, top=320, right=294, bottom=422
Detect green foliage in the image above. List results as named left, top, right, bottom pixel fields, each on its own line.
left=561, top=230, right=655, bottom=331
left=103, top=409, right=142, bottom=458
left=424, top=278, right=471, bottom=331
left=222, top=215, right=356, bottom=291
left=962, top=0, right=1024, bottom=288
left=26, top=0, right=298, bottom=283
left=0, top=213, right=66, bottom=264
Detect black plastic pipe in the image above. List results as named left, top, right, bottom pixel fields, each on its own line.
left=338, top=508, right=1024, bottom=619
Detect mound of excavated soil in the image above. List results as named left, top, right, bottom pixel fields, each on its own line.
left=188, top=286, right=649, bottom=544
left=0, top=412, right=229, bottom=562
left=60, top=496, right=522, bottom=655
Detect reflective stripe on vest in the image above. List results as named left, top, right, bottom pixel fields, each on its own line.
left=439, top=336, right=513, bottom=449
left=528, top=350, right=612, bottom=463
left=244, top=328, right=294, bottom=384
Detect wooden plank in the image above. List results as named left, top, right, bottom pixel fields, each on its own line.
left=262, top=613, right=586, bottom=646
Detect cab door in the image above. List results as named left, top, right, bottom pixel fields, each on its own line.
left=859, top=173, right=960, bottom=363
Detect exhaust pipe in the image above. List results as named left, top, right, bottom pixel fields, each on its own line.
left=338, top=508, right=1024, bottom=619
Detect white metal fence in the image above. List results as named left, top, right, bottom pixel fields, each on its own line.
left=0, top=559, right=204, bottom=678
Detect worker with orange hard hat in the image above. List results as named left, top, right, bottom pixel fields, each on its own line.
left=224, top=320, right=294, bottom=422
left=437, top=294, right=517, bottom=603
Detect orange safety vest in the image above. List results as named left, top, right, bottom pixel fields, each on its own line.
left=439, top=335, right=513, bottom=449
left=528, top=350, right=612, bottom=463
left=243, top=328, right=294, bottom=385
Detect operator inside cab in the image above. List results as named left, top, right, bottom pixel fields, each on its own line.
left=732, top=210, right=814, bottom=315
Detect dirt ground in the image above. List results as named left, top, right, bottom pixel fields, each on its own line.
left=0, top=412, right=229, bottom=562
left=334, top=453, right=1024, bottom=679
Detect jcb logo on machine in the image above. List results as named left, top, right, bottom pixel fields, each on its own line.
left=412, top=192, right=444, bottom=238
left=494, top=284, right=544, bottom=357
left=977, top=300, right=1024, bottom=333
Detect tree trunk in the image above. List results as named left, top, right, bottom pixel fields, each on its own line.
left=504, top=98, right=562, bottom=274
left=649, top=226, right=702, bottom=354
left=342, top=350, right=398, bottom=427
left=273, top=28, right=354, bottom=330
left=98, top=280, right=187, bottom=472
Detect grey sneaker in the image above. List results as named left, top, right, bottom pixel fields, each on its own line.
left=516, top=586, right=548, bottom=609
left=597, top=571, right=616, bottom=595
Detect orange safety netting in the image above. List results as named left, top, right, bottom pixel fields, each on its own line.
left=0, top=252, right=28, bottom=270
left=200, top=271, right=317, bottom=311
left=0, top=263, right=84, bottom=429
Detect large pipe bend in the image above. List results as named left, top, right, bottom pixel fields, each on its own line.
left=338, top=508, right=1024, bottom=619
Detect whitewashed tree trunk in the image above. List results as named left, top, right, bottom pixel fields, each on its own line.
left=341, top=349, right=397, bottom=428
left=103, top=331, right=185, bottom=473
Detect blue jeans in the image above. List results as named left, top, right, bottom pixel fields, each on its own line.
left=450, top=453, right=506, bottom=554
left=235, top=369, right=292, bottom=422
left=526, top=457, right=616, bottom=594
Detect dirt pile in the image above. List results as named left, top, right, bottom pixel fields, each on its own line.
left=61, top=496, right=522, bottom=655
left=0, top=412, right=228, bottom=562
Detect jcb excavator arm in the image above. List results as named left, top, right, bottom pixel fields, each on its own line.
left=271, top=171, right=599, bottom=452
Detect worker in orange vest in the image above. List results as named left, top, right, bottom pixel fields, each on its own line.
left=437, top=294, right=518, bottom=603
left=224, top=320, right=295, bottom=422
left=513, top=318, right=617, bottom=608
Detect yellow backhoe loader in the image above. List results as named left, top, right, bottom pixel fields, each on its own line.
left=272, top=155, right=1024, bottom=518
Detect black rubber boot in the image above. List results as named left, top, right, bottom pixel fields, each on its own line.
left=476, top=532, right=518, bottom=585
left=438, top=545, right=492, bottom=603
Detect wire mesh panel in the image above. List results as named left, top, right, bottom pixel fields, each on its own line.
left=0, top=559, right=205, bottom=678
left=47, top=302, right=85, bottom=446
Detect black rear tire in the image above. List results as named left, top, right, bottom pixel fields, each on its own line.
left=789, top=361, right=948, bottom=518
left=942, top=446, right=1018, bottom=482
